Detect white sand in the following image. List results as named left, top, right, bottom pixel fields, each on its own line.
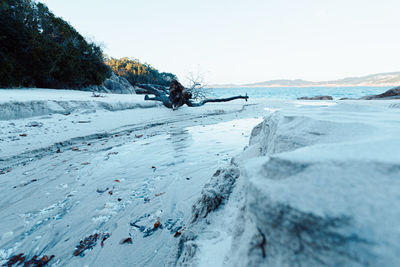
left=0, top=89, right=262, bottom=266
left=179, top=98, right=400, bottom=267
left=0, top=89, right=399, bottom=266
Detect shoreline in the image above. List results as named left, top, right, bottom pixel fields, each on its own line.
left=209, top=84, right=398, bottom=88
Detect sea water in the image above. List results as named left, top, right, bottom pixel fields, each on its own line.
left=207, top=86, right=392, bottom=99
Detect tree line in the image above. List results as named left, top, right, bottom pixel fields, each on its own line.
left=0, top=0, right=175, bottom=89
left=105, top=57, right=176, bottom=87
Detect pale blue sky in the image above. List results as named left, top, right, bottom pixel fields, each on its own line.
left=38, top=0, right=400, bottom=84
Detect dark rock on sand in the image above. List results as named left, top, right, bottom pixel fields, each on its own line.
left=360, top=87, right=400, bottom=100
left=83, top=72, right=136, bottom=94
left=297, top=95, right=333, bottom=100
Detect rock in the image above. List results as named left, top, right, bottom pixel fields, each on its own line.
left=297, top=95, right=333, bottom=100
left=26, top=121, right=43, bottom=127
left=82, top=72, right=136, bottom=94
left=103, top=72, right=136, bottom=94
left=119, top=237, right=133, bottom=245
left=360, top=86, right=400, bottom=99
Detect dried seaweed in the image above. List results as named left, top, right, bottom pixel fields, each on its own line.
left=4, top=253, right=54, bottom=267
left=73, top=233, right=110, bottom=257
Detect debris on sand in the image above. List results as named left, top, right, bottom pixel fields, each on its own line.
left=0, top=168, right=12, bottom=175
left=130, top=214, right=167, bottom=237
left=119, top=237, right=133, bottom=245
left=174, top=231, right=182, bottom=238
left=100, top=235, right=109, bottom=248
left=96, top=188, right=109, bottom=194
left=297, top=95, right=333, bottom=100
left=13, top=179, right=38, bottom=188
left=154, top=218, right=161, bottom=229
left=26, top=121, right=43, bottom=127
left=73, top=233, right=110, bottom=256
left=5, top=253, right=55, bottom=266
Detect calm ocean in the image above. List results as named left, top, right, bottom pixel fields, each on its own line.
left=208, top=86, right=393, bottom=100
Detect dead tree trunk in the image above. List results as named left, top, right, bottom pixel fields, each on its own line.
left=143, top=80, right=248, bottom=109
left=186, top=95, right=249, bottom=107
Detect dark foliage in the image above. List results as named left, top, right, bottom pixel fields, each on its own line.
left=0, top=0, right=111, bottom=88
left=105, top=57, right=176, bottom=86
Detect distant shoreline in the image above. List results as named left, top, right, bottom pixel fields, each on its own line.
left=209, top=72, right=400, bottom=88
left=209, top=84, right=399, bottom=88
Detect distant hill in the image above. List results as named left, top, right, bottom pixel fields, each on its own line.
left=210, top=72, right=400, bottom=88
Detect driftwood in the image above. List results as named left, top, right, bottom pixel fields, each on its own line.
left=143, top=80, right=248, bottom=109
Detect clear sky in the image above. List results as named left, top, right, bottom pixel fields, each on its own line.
left=38, top=0, right=400, bottom=84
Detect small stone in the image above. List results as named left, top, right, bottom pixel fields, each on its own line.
left=119, top=237, right=133, bottom=245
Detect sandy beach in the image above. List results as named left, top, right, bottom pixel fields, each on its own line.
left=0, top=89, right=399, bottom=266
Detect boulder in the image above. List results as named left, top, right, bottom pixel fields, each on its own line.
left=297, top=95, right=333, bottom=100
left=82, top=72, right=136, bottom=94
left=360, top=86, right=400, bottom=100
left=103, top=72, right=136, bottom=94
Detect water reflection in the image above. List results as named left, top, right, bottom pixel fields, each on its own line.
left=167, top=129, right=193, bottom=163
left=186, top=117, right=263, bottom=165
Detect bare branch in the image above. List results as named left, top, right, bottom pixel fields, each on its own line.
left=185, top=70, right=209, bottom=100
left=187, top=94, right=249, bottom=107
left=143, top=80, right=248, bottom=109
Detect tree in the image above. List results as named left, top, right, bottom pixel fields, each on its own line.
left=143, top=80, right=248, bottom=110
left=0, top=0, right=110, bottom=88
left=104, top=57, right=177, bottom=87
